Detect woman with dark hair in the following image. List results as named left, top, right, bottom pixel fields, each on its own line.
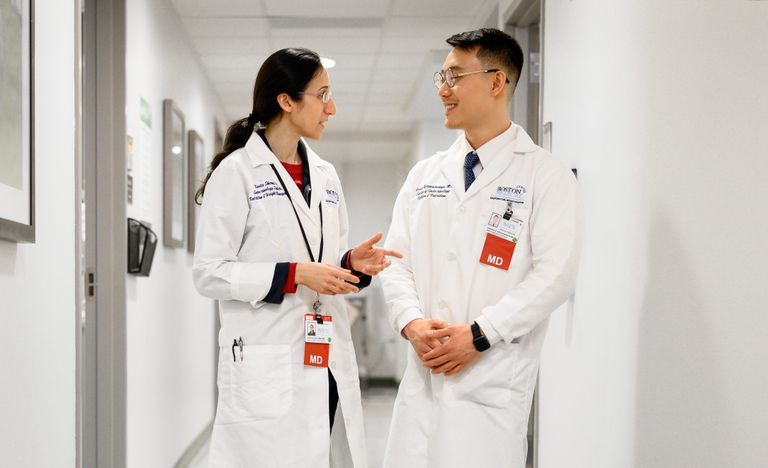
left=193, top=48, right=399, bottom=468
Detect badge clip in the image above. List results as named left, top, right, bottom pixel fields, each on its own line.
left=313, top=299, right=323, bottom=324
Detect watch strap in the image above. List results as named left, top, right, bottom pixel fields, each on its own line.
left=471, top=321, right=491, bottom=352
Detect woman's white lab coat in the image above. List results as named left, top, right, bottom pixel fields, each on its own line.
left=380, top=124, right=580, bottom=468
left=193, top=132, right=367, bottom=468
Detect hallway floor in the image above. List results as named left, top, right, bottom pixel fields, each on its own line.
left=187, top=386, right=398, bottom=468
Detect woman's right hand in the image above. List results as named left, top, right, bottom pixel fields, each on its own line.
left=295, top=263, right=360, bottom=295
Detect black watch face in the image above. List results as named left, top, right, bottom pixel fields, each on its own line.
left=473, top=336, right=491, bottom=352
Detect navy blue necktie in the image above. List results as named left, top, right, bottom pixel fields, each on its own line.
left=464, top=151, right=480, bottom=191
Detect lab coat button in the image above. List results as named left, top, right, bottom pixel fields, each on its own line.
left=447, top=252, right=456, bottom=261
left=438, top=300, right=447, bottom=309
left=457, top=205, right=466, bottom=214
left=330, top=361, right=337, bottom=369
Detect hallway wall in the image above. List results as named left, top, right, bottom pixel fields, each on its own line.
left=0, top=0, right=77, bottom=466
left=124, top=0, right=227, bottom=466
left=538, top=1, right=768, bottom=467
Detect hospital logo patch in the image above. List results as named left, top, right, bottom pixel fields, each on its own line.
left=491, top=185, right=526, bottom=203
left=324, top=188, right=340, bottom=204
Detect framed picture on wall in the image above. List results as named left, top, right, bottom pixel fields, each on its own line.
left=163, top=99, right=185, bottom=248
left=0, top=0, right=35, bottom=243
left=187, top=130, right=204, bottom=253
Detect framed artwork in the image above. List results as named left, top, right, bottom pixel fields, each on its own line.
left=187, top=130, right=204, bottom=253
left=163, top=99, right=185, bottom=248
left=0, top=0, right=34, bottom=243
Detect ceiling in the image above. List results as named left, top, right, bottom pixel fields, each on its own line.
left=169, top=0, right=498, bottom=163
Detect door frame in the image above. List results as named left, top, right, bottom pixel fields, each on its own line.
left=78, top=0, right=127, bottom=466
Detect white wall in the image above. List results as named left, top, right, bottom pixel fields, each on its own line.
left=0, top=0, right=76, bottom=466
left=125, top=0, right=227, bottom=466
left=340, top=160, right=405, bottom=379
left=409, top=120, right=460, bottom=168
left=538, top=2, right=768, bottom=467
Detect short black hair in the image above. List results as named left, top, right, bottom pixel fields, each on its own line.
left=446, top=28, right=524, bottom=88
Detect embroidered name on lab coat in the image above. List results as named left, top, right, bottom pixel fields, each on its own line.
left=415, top=184, right=452, bottom=200
left=324, top=188, right=340, bottom=204
left=491, top=185, right=526, bottom=203
left=248, top=181, right=286, bottom=202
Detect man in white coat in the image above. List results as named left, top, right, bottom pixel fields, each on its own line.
left=380, top=28, right=580, bottom=468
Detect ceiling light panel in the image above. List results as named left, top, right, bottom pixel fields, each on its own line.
left=206, top=66, right=262, bottom=81
left=182, top=18, right=271, bottom=38
left=391, top=0, right=484, bottom=17
left=269, top=17, right=383, bottom=36
left=264, top=0, right=389, bottom=18
left=384, top=17, right=470, bottom=37
left=201, top=54, right=267, bottom=70
left=271, top=36, right=381, bottom=55
left=193, top=37, right=273, bottom=55
left=326, top=54, right=377, bottom=70
left=211, top=79, right=256, bottom=92
left=381, top=36, right=449, bottom=54
left=170, top=0, right=266, bottom=17
left=270, top=26, right=381, bottom=39
left=376, top=53, right=426, bottom=70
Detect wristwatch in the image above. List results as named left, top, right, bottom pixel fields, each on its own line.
left=470, top=322, right=491, bottom=352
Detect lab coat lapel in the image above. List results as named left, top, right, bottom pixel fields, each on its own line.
left=244, top=132, right=314, bottom=221
left=462, top=125, right=539, bottom=202
left=304, top=142, right=328, bottom=228
left=462, top=151, right=515, bottom=201
left=438, top=136, right=470, bottom=201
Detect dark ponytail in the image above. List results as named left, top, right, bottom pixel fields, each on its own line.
left=195, top=48, right=323, bottom=204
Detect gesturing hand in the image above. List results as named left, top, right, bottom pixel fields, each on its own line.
left=295, top=263, right=360, bottom=295
left=420, top=324, right=480, bottom=376
left=402, top=318, right=450, bottom=359
left=349, top=232, right=403, bottom=276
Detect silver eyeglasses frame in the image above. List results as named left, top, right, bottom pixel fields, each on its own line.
left=433, top=68, right=510, bottom=89
left=299, top=89, right=333, bottom=103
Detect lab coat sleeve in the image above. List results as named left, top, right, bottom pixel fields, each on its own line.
left=478, top=161, right=581, bottom=343
left=380, top=171, right=425, bottom=335
left=192, top=160, right=277, bottom=303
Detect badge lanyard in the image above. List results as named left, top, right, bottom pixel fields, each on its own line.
left=270, top=164, right=325, bottom=321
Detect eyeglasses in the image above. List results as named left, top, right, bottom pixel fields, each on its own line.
left=299, top=89, right=333, bottom=103
left=433, top=68, right=510, bottom=89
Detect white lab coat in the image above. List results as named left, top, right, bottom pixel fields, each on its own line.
left=193, top=132, right=367, bottom=468
left=381, top=124, right=580, bottom=468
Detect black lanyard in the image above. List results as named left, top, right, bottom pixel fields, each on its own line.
left=269, top=164, right=324, bottom=264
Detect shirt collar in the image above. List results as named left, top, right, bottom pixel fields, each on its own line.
left=460, top=122, right=518, bottom=168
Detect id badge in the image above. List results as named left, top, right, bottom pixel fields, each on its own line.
left=304, top=314, right=332, bottom=368
left=480, top=212, right=523, bottom=270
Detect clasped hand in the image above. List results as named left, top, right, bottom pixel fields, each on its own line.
left=403, top=319, right=480, bottom=377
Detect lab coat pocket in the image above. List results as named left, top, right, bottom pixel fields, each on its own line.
left=448, top=341, right=519, bottom=409
left=216, top=344, right=293, bottom=424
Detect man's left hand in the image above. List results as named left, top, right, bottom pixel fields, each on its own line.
left=420, top=324, right=480, bottom=376
left=350, top=232, right=403, bottom=276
